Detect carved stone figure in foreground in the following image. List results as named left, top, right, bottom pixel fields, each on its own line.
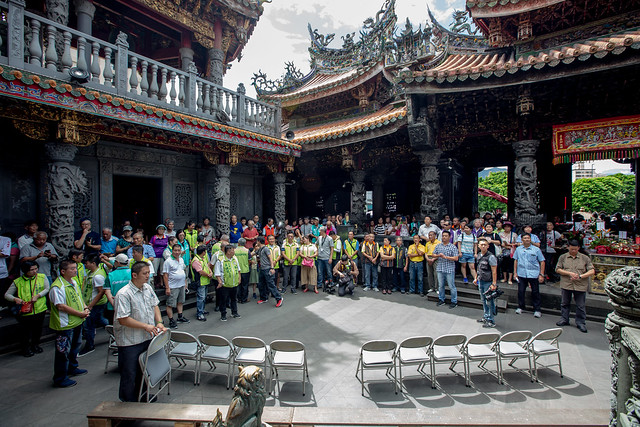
left=213, top=365, right=268, bottom=427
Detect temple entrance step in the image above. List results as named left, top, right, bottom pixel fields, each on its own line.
left=426, top=291, right=508, bottom=312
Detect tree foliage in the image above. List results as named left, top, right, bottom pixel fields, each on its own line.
left=572, top=173, right=636, bottom=214
left=478, top=171, right=508, bottom=213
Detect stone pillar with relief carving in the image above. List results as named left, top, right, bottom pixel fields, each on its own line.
left=215, top=164, right=231, bottom=237
left=45, top=142, right=87, bottom=257
left=208, top=48, right=224, bottom=86
left=605, top=267, right=640, bottom=426
left=350, top=171, right=366, bottom=228
left=512, top=140, right=545, bottom=228
left=415, top=149, right=443, bottom=220
left=274, top=173, right=286, bottom=225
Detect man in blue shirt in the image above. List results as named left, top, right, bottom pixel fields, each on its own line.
left=513, top=233, right=545, bottom=318
left=229, top=215, right=244, bottom=244
left=126, top=233, right=155, bottom=261
left=100, top=227, right=119, bottom=256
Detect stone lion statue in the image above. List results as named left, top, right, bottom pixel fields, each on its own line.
left=212, top=365, right=268, bottom=427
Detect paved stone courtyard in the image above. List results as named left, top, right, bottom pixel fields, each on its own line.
left=0, top=288, right=610, bottom=426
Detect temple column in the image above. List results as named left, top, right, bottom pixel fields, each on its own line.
left=45, top=142, right=87, bottom=257
left=372, top=175, right=385, bottom=220
left=208, top=18, right=224, bottom=85
left=512, top=140, right=545, bottom=228
left=73, top=0, right=94, bottom=34
left=350, top=171, right=366, bottom=228
left=416, top=149, right=443, bottom=220
left=274, top=172, right=286, bottom=225
left=605, top=267, right=640, bottom=426
left=214, top=164, right=231, bottom=237
left=180, top=30, right=194, bottom=72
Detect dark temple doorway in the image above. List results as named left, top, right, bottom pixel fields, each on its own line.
left=113, top=175, right=162, bottom=237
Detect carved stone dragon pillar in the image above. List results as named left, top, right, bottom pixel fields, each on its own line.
left=208, top=48, right=224, bottom=86
left=45, top=142, right=87, bottom=257
left=273, top=173, right=286, bottom=226
left=350, top=170, right=366, bottom=228
left=215, top=164, right=231, bottom=237
left=512, top=140, right=545, bottom=229
left=605, top=267, right=640, bottom=426
left=415, top=149, right=442, bottom=220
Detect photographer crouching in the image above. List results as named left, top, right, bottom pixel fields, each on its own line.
left=333, top=254, right=359, bottom=297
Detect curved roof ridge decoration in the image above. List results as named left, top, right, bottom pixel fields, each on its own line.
left=466, top=0, right=566, bottom=18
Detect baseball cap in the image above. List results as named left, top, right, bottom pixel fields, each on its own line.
left=115, top=254, right=129, bottom=264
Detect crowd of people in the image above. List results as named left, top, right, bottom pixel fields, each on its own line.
left=0, top=208, right=610, bottom=397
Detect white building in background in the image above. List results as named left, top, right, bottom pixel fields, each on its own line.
left=573, top=162, right=597, bottom=181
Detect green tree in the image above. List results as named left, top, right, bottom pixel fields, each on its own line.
left=572, top=175, right=626, bottom=213
left=612, top=173, right=636, bottom=214
left=478, top=171, right=508, bottom=213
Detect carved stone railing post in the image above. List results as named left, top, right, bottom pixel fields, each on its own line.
left=7, top=0, right=26, bottom=69
left=214, top=164, right=231, bottom=237
left=273, top=172, right=286, bottom=225
left=45, top=142, right=87, bottom=257
left=415, top=149, right=443, bottom=220
left=350, top=170, right=366, bottom=227
left=236, top=83, right=246, bottom=126
left=114, top=32, right=129, bottom=96
left=605, top=267, right=640, bottom=426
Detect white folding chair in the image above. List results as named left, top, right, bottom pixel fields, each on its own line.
left=232, top=337, right=269, bottom=391
left=397, top=336, right=433, bottom=391
left=496, top=330, right=533, bottom=384
left=269, top=340, right=309, bottom=396
left=169, top=331, right=201, bottom=385
left=104, top=325, right=118, bottom=374
left=431, top=334, right=467, bottom=389
left=462, top=333, right=500, bottom=386
left=528, top=328, right=563, bottom=381
left=356, top=340, right=398, bottom=396
left=138, top=330, right=171, bottom=403
left=198, top=334, right=234, bottom=389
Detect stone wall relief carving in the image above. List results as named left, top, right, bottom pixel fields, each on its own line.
left=174, top=183, right=194, bottom=218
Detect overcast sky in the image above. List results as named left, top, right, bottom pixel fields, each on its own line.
left=224, top=0, right=631, bottom=175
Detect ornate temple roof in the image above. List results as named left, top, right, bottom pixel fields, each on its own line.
left=291, top=104, right=406, bottom=145
left=397, top=28, right=640, bottom=84
left=466, top=0, right=565, bottom=18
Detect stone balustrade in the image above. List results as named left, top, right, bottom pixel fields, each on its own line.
left=0, top=0, right=280, bottom=137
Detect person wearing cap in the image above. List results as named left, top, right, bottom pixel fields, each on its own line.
left=100, top=227, right=119, bottom=257
left=116, top=226, right=134, bottom=255
left=104, top=253, right=132, bottom=323
left=555, top=240, right=595, bottom=333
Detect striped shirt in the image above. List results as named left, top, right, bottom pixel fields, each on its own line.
left=114, top=282, right=159, bottom=347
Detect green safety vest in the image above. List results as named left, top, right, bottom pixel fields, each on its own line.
left=106, top=267, right=132, bottom=310
left=234, top=246, right=250, bottom=273
left=194, top=254, right=212, bottom=286
left=14, top=274, right=47, bottom=316
left=221, top=256, right=239, bottom=288
left=75, top=262, right=87, bottom=292
left=332, top=238, right=342, bottom=260
left=268, top=245, right=280, bottom=269
left=344, top=239, right=359, bottom=259
left=185, top=230, right=198, bottom=253
left=83, top=264, right=109, bottom=306
left=282, top=242, right=299, bottom=266
left=49, top=277, right=85, bottom=331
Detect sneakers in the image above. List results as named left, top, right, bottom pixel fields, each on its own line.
left=257, top=299, right=268, bottom=304
left=177, top=316, right=190, bottom=323
left=373, top=288, right=379, bottom=292
left=232, top=313, right=241, bottom=318
left=221, top=316, right=227, bottom=322
left=291, top=290, right=297, bottom=294
left=449, top=303, right=457, bottom=309
left=54, top=378, right=77, bottom=388
left=515, top=308, right=522, bottom=315
left=436, top=300, right=445, bottom=306
left=275, top=298, right=283, bottom=308
left=363, top=287, right=370, bottom=291
left=78, top=346, right=95, bottom=357
left=463, top=278, right=469, bottom=283
left=400, top=290, right=405, bottom=294
left=169, top=318, right=178, bottom=329
left=196, top=315, right=207, bottom=322
left=483, top=322, right=496, bottom=328
left=69, top=368, right=88, bottom=376
left=533, top=311, right=541, bottom=318
left=477, top=318, right=487, bottom=323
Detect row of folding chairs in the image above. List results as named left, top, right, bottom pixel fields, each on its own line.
left=356, top=328, right=563, bottom=396
left=135, top=331, right=309, bottom=402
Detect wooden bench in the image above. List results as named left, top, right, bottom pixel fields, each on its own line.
left=87, top=401, right=225, bottom=427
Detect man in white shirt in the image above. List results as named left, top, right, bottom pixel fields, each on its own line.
left=418, top=215, right=441, bottom=243
left=162, top=244, right=188, bottom=329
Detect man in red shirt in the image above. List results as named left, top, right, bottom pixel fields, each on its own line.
left=241, top=220, right=259, bottom=249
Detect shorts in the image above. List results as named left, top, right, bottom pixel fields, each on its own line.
left=166, top=286, right=186, bottom=307
left=459, top=253, right=475, bottom=264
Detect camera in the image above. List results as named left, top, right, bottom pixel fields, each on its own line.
left=483, top=287, right=504, bottom=301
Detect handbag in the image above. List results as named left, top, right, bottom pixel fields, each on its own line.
left=302, top=258, right=314, bottom=268
left=20, top=301, right=33, bottom=314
